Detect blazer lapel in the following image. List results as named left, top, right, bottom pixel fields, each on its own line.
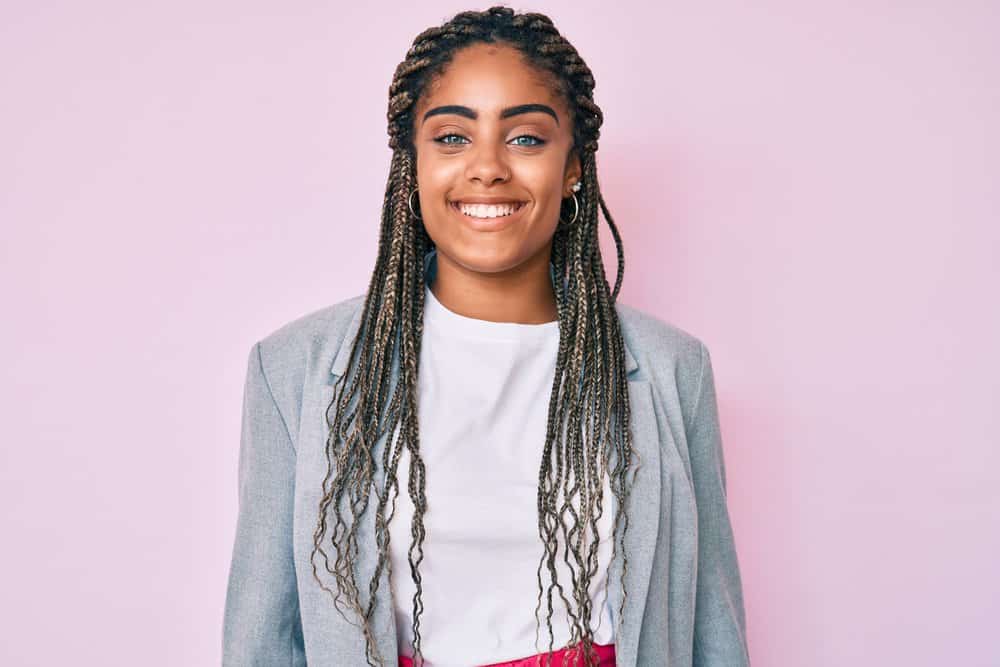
left=326, top=299, right=659, bottom=667
left=327, top=300, right=400, bottom=664
left=607, top=340, right=661, bottom=667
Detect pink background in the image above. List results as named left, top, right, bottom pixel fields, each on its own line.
left=2, top=2, right=997, bottom=665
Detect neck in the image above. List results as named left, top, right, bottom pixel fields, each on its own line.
left=428, top=247, right=559, bottom=324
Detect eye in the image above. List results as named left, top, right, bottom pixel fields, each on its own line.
left=433, top=133, right=469, bottom=145
left=510, top=134, right=546, bottom=147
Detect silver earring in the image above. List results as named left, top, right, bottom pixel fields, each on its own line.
left=408, top=188, right=422, bottom=219
left=559, top=190, right=580, bottom=225
left=572, top=181, right=582, bottom=193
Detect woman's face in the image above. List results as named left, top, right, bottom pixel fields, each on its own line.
left=412, top=42, right=582, bottom=277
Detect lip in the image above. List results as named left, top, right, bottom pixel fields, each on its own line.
left=449, top=200, right=529, bottom=232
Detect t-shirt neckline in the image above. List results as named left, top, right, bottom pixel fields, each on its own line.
left=423, top=283, right=560, bottom=342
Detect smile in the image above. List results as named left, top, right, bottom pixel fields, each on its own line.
left=450, top=201, right=527, bottom=219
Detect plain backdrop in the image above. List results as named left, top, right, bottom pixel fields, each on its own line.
left=2, top=1, right=997, bottom=665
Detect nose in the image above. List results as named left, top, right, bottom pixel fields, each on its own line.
left=464, top=141, right=510, bottom=185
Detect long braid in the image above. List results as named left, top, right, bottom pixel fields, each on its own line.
left=310, top=7, right=637, bottom=666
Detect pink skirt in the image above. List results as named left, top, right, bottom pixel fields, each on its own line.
left=398, top=642, right=616, bottom=667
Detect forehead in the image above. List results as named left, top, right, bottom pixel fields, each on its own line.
left=417, top=43, right=563, bottom=116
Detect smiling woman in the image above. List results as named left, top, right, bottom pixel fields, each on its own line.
left=222, top=6, right=750, bottom=667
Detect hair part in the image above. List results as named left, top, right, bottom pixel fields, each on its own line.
left=310, top=6, right=637, bottom=666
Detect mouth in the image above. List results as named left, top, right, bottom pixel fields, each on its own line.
left=449, top=200, right=529, bottom=231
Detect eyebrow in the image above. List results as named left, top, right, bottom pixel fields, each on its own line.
left=422, top=103, right=560, bottom=126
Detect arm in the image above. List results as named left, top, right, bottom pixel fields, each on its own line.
left=222, top=341, right=306, bottom=666
left=687, top=342, right=751, bottom=666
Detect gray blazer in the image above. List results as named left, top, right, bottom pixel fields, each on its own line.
left=223, top=263, right=750, bottom=666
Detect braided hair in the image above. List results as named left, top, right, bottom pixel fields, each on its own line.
left=310, top=7, right=637, bottom=666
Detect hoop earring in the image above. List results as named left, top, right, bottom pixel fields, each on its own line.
left=559, top=191, right=579, bottom=225
left=408, top=187, right=422, bottom=220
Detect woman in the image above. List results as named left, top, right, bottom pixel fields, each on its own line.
left=222, top=6, right=750, bottom=667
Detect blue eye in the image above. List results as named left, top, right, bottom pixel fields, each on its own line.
left=434, top=134, right=468, bottom=145
left=511, top=135, right=545, bottom=147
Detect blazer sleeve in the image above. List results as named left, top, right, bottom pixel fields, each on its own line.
left=222, top=341, right=306, bottom=666
left=686, top=342, right=751, bottom=666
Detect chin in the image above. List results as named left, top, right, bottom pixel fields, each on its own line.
left=438, top=243, right=530, bottom=275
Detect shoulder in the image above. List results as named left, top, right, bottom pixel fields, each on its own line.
left=254, top=292, right=365, bottom=363
left=614, top=300, right=708, bottom=372
left=245, top=293, right=365, bottom=445
left=614, top=300, right=712, bottom=424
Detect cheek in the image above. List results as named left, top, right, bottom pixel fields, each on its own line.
left=413, top=159, right=456, bottom=234
left=416, top=156, right=459, bottom=199
left=522, top=165, right=566, bottom=216
left=521, top=154, right=567, bottom=193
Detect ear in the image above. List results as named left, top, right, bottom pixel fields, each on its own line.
left=563, top=149, right=582, bottom=197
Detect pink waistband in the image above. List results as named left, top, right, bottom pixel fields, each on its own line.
left=398, top=642, right=616, bottom=667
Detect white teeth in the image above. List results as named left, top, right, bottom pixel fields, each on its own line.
left=456, top=202, right=523, bottom=218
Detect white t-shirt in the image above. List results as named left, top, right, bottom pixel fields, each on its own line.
left=388, top=282, right=616, bottom=666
